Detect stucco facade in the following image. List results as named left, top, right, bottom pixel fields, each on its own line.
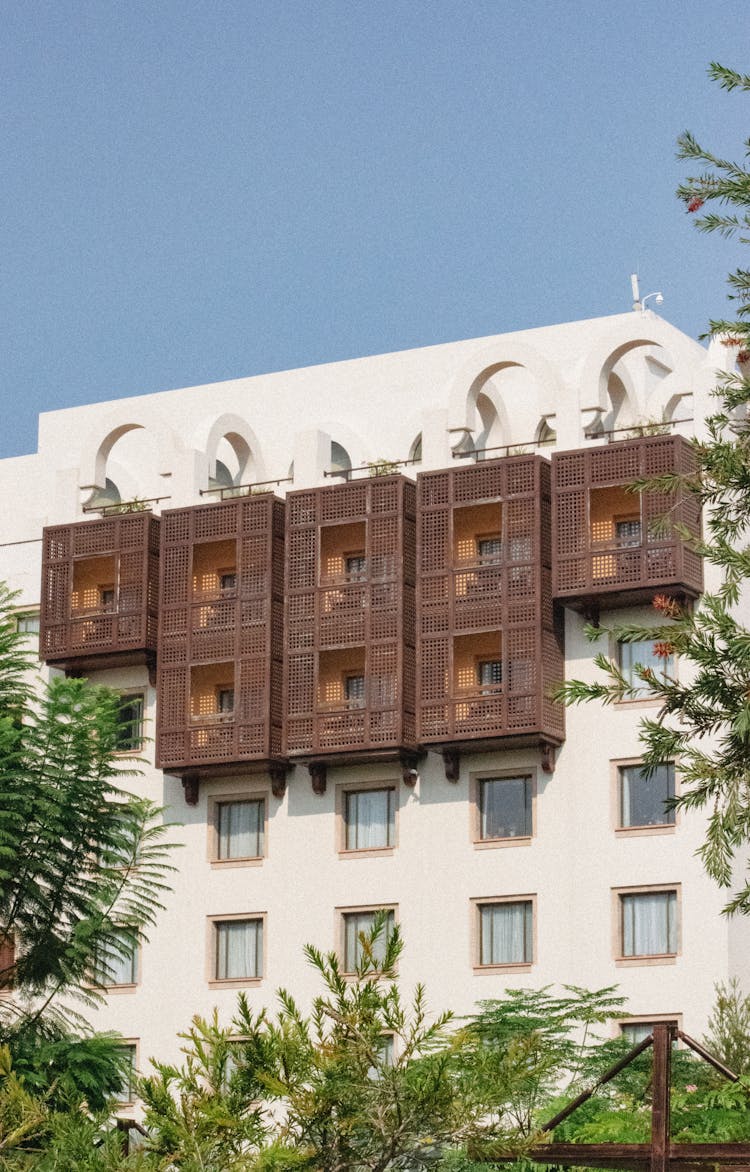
left=1, top=310, right=746, bottom=1084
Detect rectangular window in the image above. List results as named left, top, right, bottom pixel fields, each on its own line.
left=478, top=900, right=534, bottom=967
left=477, top=537, right=502, bottom=563
left=619, top=763, right=675, bottom=828
left=477, top=659, right=503, bottom=691
left=216, top=799, right=265, bottom=860
left=219, top=570, right=237, bottom=593
left=620, top=1019, right=679, bottom=1046
left=100, top=585, right=116, bottom=611
left=345, top=554, right=367, bottom=580
left=617, top=638, right=673, bottom=692
left=217, top=687, right=235, bottom=715
left=615, top=518, right=642, bottom=547
left=620, top=890, right=678, bottom=958
left=16, top=613, right=40, bottom=638
left=215, top=919, right=263, bottom=981
left=343, top=909, right=395, bottom=972
left=115, top=694, right=145, bottom=753
left=93, top=931, right=138, bottom=987
left=345, top=674, right=366, bottom=707
left=345, top=788, right=395, bottom=851
left=479, top=776, right=532, bottom=840
left=115, top=1043, right=137, bottom=1104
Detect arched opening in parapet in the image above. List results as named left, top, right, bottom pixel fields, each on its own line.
left=474, top=392, right=504, bottom=454
left=209, top=433, right=254, bottom=490
left=409, top=433, right=423, bottom=464
left=604, top=371, right=635, bottom=434
left=330, top=441, right=352, bottom=475
left=92, top=425, right=162, bottom=506
left=467, top=362, right=545, bottom=455
left=535, top=418, right=556, bottom=447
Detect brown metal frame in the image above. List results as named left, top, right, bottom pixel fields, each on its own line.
left=283, top=474, right=417, bottom=766
left=416, top=455, right=564, bottom=756
left=40, top=513, right=160, bottom=673
left=476, top=1022, right=750, bottom=1171
left=156, top=494, right=285, bottom=777
left=552, top=435, right=703, bottom=611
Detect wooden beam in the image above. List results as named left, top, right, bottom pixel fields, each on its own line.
left=651, top=1022, right=672, bottom=1172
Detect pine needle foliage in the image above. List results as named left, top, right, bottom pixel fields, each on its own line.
left=556, top=63, right=750, bottom=914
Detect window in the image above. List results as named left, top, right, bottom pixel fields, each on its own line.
left=217, top=687, right=235, bottom=715
left=620, top=1018, right=679, bottom=1046
left=345, top=554, right=367, bottom=580
left=617, top=638, right=673, bottom=693
left=93, top=931, right=138, bottom=987
left=219, top=570, right=237, bottom=593
left=216, top=799, right=265, bottom=861
left=342, top=909, right=395, bottom=972
left=477, top=659, right=503, bottom=691
left=477, top=899, right=534, bottom=967
left=619, top=763, right=675, bottom=828
left=115, top=1043, right=138, bottom=1104
left=100, top=585, right=116, bottom=611
left=214, top=918, right=263, bottom=981
left=16, top=613, right=40, bottom=640
left=478, top=776, right=532, bottom=840
left=619, top=889, right=678, bottom=959
left=115, top=694, right=145, bottom=753
left=477, top=537, right=502, bottom=563
left=615, top=518, right=642, bottom=547
left=344, top=787, right=395, bottom=851
left=344, top=674, right=366, bottom=707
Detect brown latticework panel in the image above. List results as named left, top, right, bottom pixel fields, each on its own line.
left=552, top=435, right=703, bottom=607
left=40, top=514, right=160, bottom=667
left=156, top=495, right=285, bottom=772
left=284, top=475, right=417, bottom=759
left=416, top=456, right=563, bottom=748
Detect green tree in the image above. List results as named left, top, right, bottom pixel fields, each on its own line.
left=702, top=978, right=750, bottom=1076
left=0, top=583, right=174, bottom=1109
left=556, top=62, right=750, bottom=913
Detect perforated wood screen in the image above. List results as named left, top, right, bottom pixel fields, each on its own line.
left=552, top=435, right=703, bottom=607
left=417, top=456, right=564, bottom=748
left=156, top=495, right=285, bottom=772
left=40, top=513, right=160, bottom=669
left=284, top=475, right=417, bottom=759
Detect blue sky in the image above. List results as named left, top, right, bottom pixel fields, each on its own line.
left=2, top=1, right=748, bottom=458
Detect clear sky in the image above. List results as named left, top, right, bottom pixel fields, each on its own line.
left=2, top=1, right=748, bottom=458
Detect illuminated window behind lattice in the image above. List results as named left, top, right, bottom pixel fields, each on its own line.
left=454, top=633, right=502, bottom=693
left=590, top=487, right=641, bottom=548
left=190, top=664, right=236, bottom=718
left=320, top=522, right=366, bottom=581
left=318, top=648, right=366, bottom=708
left=453, top=503, right=502, bottom=565
left=71, top=555, right=117, bottom=613
left=192, top=539, right=237, bottom=599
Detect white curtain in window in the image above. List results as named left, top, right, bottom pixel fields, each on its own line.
left=480, top=902, right=531, bottom=964
left=97, top=934, right=137, bottom=985
left=622, top=892, right=676, bottom=956
left=217, top=920, right=262, bottom=979
left=219, top=800, right=263, bottom=858
left=344, top=910, right=393, bottom=970
left=619, top=639, right=673, bottom=691
left=347, top=789, right=393, bottom=849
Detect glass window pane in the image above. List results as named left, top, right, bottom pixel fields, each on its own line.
left=479, top=901, right=533, bottom=965
left=95, top=931, right=138, bottom=986
left=615, top=519, right=642, bottom=547
left=345, top=789, right=394, bottom=850
left=477, top=537, right=502, bottom=562
left=217, top=799, right=264, bottom=859
left=116, top=694, right=144, bottom=752
left=621, top=892, right=677, bottom=957
left=345, top=675, right=366, bottom=705
left=478, top=660, right=503, bottom=689
left=216, top=920, right=262, bottom=980
left=620, top=764, right=675, bottom=827
left=343, top=910, right=394, bottom=971
left=617, top=639, right=673, bottom=692
left=115, top=1044, right=137, bottom=1103
left=480, top=777, right=531, bottom=839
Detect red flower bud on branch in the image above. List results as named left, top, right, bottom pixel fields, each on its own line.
left=687, top=196, right=704, bottom=213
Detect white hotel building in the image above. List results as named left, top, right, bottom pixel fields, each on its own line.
left=2, top=310, right=748, bottom=1085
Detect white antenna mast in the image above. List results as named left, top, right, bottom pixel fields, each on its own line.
left=631, top=273, right=641, bottom=311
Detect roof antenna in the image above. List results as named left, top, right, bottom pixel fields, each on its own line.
left=631, top=272, right=664, bottom=314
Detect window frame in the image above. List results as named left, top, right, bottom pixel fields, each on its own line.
left=207, top=913, right=266, bottom=988
left=114, top=692, right=146, bottom=755
left=208, top=792, right=268, bottom=868
left=613, top=634, right=676, bottom=706
left=337, top=904, right=398, bottom=976
left=613, top=884, right=681, bottom=967
left=476, top=657, right=503, bottom=693
left=476, top=534, right=503, bottom=564
left=612, top=757, right=677, bottom=836
left=114, top=1040, right=139, bottom=1107
left=337, top=780, right=398, bottom=857
left=216, top=685, right=235, bottom=716
left=616, top=1014, right=682, bottom=1044
left=472, top=895, right=536, bottom=974
left=471, top=770, right=536, bottom=848
left=92, top=929, right=140, bottom=992
left=344, top=672, right=366, bottom=708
